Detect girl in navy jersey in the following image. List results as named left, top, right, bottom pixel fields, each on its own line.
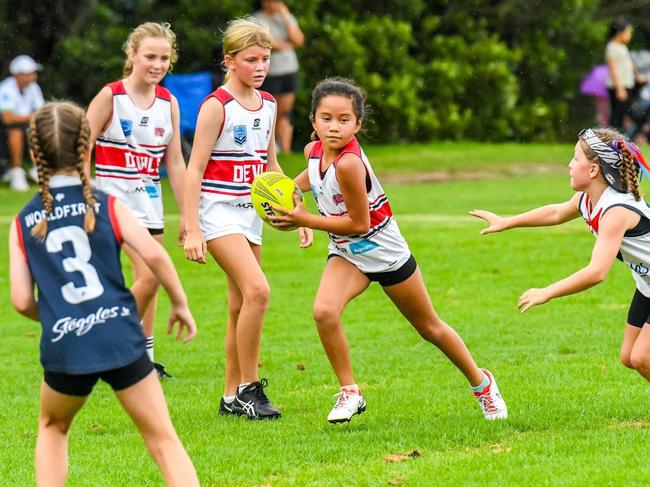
left=184, top=17, right=312, bottom=419
left=472, top=128, right=650, bottom=382
left=9, top=102, right=198, bottom=486
left=269, top=77, right=507, bottom=423
left=86, top=22, right=187, bottom=377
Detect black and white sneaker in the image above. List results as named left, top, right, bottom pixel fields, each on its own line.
left=219, top=397, right=237, bottom=416
left=231, top=378, right=281, bottom=420
left=153, top=362, right=172, bottom=379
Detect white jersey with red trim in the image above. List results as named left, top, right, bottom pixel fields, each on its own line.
left=307, top=138, right=411, bottom=273
left=94, top=80, right=173, bottom=229
left=200, top=86, right=275, bottom=206
left=579, top=186, right=650, bottom=296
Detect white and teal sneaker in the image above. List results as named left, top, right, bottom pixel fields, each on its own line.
left=473, top=369, right=508, bottom=420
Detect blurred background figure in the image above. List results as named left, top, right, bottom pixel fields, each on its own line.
left=0, top=55, right=43, bottom=191
left=580, top=64, right=610, bottom=126
left=253, top=0, right=304, bottom=153
left=605, top=19, right=645, bottom=133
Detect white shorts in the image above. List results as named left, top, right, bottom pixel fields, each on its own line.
left=199, top=197, right=262, bottom=245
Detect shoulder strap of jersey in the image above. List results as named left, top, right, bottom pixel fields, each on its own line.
left=333, top=137, right=363, bottom=167
left=309, top=141, right=323, bottom=159
left=106, top=80, right=126, bottom=95
left=155, top=84, right=172, bottom=102
left=258, top=90, right=276, bottom=104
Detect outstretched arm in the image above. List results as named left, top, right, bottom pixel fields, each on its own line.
left=518, top=206, right=640, bottom=313
left=114, top=199, right=197, bottom=342
left=470, top=193, right=582, bottom=235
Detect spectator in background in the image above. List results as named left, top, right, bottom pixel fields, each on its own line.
left=0, top=55, right=44, bottom=191
left=606, top=19, right=645, bottom=133
left=253, top=0, right=304, bottom=153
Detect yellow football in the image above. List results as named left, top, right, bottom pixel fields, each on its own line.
left=251, top=171, right=297, bottom=231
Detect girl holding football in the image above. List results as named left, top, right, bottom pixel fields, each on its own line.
left=471, top=127, right=650, bottom=381
left=269, top=77, right=507, bottom=423
left=86, top=22, right=186, bottom=377
left=183, top=17, right=311, bottom=419
left=9, top=101, right=198, bottom=486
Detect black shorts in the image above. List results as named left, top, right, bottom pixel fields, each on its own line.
left=147, top=227, right=164, bottom=236
left=328, top=254, right=418, bottom=287
left=44, top=353, right=154, bottom=397
left=627, top=289, right=650, bottom=328
left=261, top=72, right=298, bottom=95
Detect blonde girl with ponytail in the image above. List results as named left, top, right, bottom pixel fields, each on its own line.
left=184, top=17, right=312, bottom=419
left=86, top=22, right=187, bottom=376
left=9, top=101, right=198, bottom=486
left=472, top=127, right=650, bottom=384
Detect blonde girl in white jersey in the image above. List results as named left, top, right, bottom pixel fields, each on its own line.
left=472, top=127, right=650, bottom=383
left=184, top=17, right=312, bottom=420
left=270, top=78, right=507, bottom=423
left=86, top=23, right=186, bottom=377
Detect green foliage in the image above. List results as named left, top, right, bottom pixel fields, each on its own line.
left=0, top=0, right=611, bottom=142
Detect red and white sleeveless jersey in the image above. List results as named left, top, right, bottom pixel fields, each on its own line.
left=200, top=86, right=275, bottom=205
left=307, top=138, right=411, bottom=273
left=579, top=186, right=650, bottom=296
left=94, top=80, right=173, bottom=229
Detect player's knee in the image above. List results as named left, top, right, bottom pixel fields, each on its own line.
left=312, top=302, right=338, bottom=326
left=40, top=415, right=73, bottom=435
left=242, top=282, right=270, bottom=308
left=620, top=350, right=635, bottom=369
left=630, top=348, right=650, bottom=371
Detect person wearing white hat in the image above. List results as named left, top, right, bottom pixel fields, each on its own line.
left=0, top=55, right=44, bottom=191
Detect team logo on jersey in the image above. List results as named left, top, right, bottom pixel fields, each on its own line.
left=252, top=118, right=261, bottom=130
left=55, top=193, right=65, bottom=202
left=139, top=116, right=149, bottom=127
left=234, top=125, right=247, bottom=146
left=120, top=119, right=133, bottom=136
left=332, top=194, right=344, bottom=205
left=154, top=127, right=165, bottom=137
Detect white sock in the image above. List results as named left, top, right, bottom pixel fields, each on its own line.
left=237, top=382, right=251, bottom=394
left=222, top=395, right=236, bottom=404
left=145, top=336, right=154, bottom=362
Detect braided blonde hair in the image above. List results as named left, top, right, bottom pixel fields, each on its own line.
left=123, top=22, right=177, bottom=77
left=29, top=101, right=97, bottom=240
left=579, top=127, right=642, bottom=201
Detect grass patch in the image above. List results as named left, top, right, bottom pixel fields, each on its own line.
left=0, top=143, right=648, bottom=485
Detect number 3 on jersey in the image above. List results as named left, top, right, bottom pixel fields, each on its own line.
left=45, top=226, right=104, bottom=304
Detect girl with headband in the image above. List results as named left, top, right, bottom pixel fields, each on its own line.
left=471, top=128, right=650, bottom=382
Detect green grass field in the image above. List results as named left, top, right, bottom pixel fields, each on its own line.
left=1, top=142, right=649, bottom=486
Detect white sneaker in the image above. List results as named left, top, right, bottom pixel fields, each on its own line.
left=473, top=369, right=508, bottom=420
left=327, top=388, right=366, bottom=423
left=7, top=167, right=29, bottom=192
left=28, top=166, right=38, bottom=183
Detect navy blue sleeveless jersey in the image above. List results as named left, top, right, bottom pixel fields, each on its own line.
left=15, top=176, right=145, bottom=374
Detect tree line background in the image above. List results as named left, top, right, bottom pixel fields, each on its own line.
left=1, top=0, right=649, bottom=146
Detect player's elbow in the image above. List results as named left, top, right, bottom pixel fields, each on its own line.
left=11, top=291, right=36, bottom=316
left=350, top=221, right=370, bottom=235
left=586, top=266, right=608, bottom=285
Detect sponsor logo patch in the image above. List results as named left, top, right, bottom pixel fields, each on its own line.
left=349, top=239, right=379, bottom=255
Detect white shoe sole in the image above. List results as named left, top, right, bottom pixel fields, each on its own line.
left=328, top=403, right=366, bottom=424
